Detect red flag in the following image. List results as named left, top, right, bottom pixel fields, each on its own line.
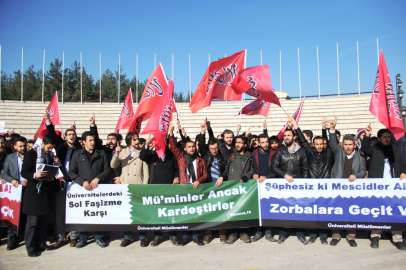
left=370, top=51, right=405, bottom=140
left=238, top=99, right=271, bottom=117
left=232, top=65, right=280, bottom=106
left=115, top=88, right=134, bottom=133
left=128, top=64, right=169, bottom=133
left=189, top=50, right=246, bottom=113
left=34, top=91, right=60, bottom=140
left=276, top=98, right=305, bottom=141
left=141, top=80, right=175, bottom=158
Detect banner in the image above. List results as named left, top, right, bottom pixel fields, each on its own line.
left=66, top=180, right=259, bottom=231
left=0, top=183, right=22, bottom=232
left=259, top=178, right=406, bottom=230
left=65, top=178, right=406, bottom=231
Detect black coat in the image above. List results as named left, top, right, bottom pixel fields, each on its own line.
left=271, top=144, right=309, bottom=178
left=297, top=128, right=333, bottom=178
left=21, top=149, right=60, bottom=216
left=198, top=133, right=229, bottom=182
left=68, top=148, right=110, bottom=186
left=361, top=135, right=406, bottom=178
left=139, top=147, right=179, bottom=184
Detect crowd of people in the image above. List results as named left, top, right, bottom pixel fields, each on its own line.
left=1, top=109, right=406, bottom=258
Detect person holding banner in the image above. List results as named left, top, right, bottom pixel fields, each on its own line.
left=328, top=117, right=366, bottom=247
left=69, top=131, right=110, bottom=248
left=111, top=132, right=149, bottom=248
left=361, top=124, right=406, bottom=250
left=226, top=135, right=254, bottom=244
left=2, top=136, right=28, bottom=250
left=251, top=134, right=277, bottom=243
left=198, top=122, right=229, bottom=244
left=271, top=127, right=309, bottom=245
left=169, top=125, right=208, bottom=246
left=21, top=135, right=61, bottom=257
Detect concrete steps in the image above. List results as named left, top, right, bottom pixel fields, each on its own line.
left=0, top=94, right=385, bottom=141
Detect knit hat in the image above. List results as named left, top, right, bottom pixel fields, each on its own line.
left=357, top=128, right=365, bottom=139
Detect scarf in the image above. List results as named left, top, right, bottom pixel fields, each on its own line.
left=185, top=153, right=197, bottom=182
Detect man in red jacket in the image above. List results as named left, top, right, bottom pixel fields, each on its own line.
left=169, top=125, right=208, bottom=246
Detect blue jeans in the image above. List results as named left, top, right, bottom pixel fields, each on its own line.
left=154, top=231, right=176, bottom=239
left=229, top=229, right=248, bottom=237
left=79, top=231, right=107, bottom=241
left=182, top=231, right=200, bottom=239
left=120, top=231, right=146, bottom=240
left=309, top=229, right=328, bottom=239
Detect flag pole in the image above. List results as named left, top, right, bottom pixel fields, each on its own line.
left=173, top=98, right=183, bottom=127
left=118, top=53, right=121, bottom=104
left=42, top=49, right=45, bottom=103
left=21, top=47, right=23, bottom=103
left=80, top=52, right=82, bottom=104
left=279, top=50, right=282, bottom=93
left=317, top=45, right=321, bottom=98
left=377, top=38, right=379, bottom=65
left=99, top=52, right=101, bottom=104
left=154, top=53, right=156, bottom=69
left=260, top=50, right=262, bottom=65
left=136, top=53, right=138, bottom=104
left=208, top=53, right=210, bottom=67
left=0, top=44, right=2, bottom=100
left=298, top=47, right=302, bottom=99
left=336, top=43, right=340, bottom=97
left=189, top=53, right=191, bottom=101
left=172, top=53, right=174, bottom=80
left=62, top=51, right=64, bottom=103
left=357, top=41, right=361, bottom=95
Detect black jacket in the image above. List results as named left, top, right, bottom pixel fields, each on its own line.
left=361, top=135, right=406, bottom=178
left=271, top=143, right=309, bottom=178
left=21, top=149, right=60, bottom=216
left=68, top=148, right=110, bottom=186
left=198, top=133, right=229, bottom=182
left=251, top=148, right=277, bottom=178
left=297, top=128, right=333, bottom=178
left=139, top=146, right=179, bottom=184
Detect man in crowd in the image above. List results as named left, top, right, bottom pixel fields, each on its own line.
left=328, top=117, right=366, bottom=247
left=140, top=134, right=179, bottom=247
left=198, top=121, right=229, bottom=244
left=219, top=129, right=235, bottom=159
left=27, top=140, right=35, bottom=152
left=2, top=136, right=28, bottom=250
left=169, top=125, right=207, bottom=246
left=226, top=135, right=254, bottom=244
left=289, top=116, right=333, bottom=245
left=271, top=127, right=309, bottom=245
left=45, top=110, right=81, bottom=248
left=111, top=132, right=149, bottom=247
left=361, top=124, right=406, bottom=250
left=69, top=131, right=110, bottom=248
left=21, top=135, right=62, bottom=257
left=251, top=134, right=277, bottom=242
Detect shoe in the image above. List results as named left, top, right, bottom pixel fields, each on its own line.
left=70, top=239, right=78, bottom=247
left=395, top=242, right=406, bottom=250
left=75, top=239, right=87, bottom=248
left=330, top=239, right=339, bottom=246
left=347, top=240, right=357, bottom=247
left=179, top=238, right=188, bottom=246
left=192, top=239, right=205, bottom=246
left=307, top=236, right=316, bottom=244
left=202, top=235, right=212, bottom=245
left=39, top=245, right=55, bottom=251
left=265, top=233, right=276, bottom=242
left=298, top=235, right=308, bottom=245
left=251, top=232, right=262, bottom=242
left=240, top=234, right=252, bottom=243
left=6, top=242, right=18, bottom=251
left=54, top=240, right=68, bottom=249
left=320, top=237, right=328, bottom=245
left=150, top=238, right=162, bottom=247
left=120, top=239, right=131, bottom=247
left=277, top=235, right=286, bottom=244
left=140, top=239, right=148, bottom=247
left=170, top=236, right=179, bottom=246
left=27, top=251, right=38, bottom=257
left=226, top=235, right=238, bottom=244
left=103, top=235, right=111, bottom=242
left=370, top=237, right=379, bottom=249
left=219, top=235, right=227, bottom=244
left=96, top=238, right=106, bottom=248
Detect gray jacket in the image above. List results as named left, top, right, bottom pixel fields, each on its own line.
left=329, top=131, right=366, bottom=179
left=227, top=151, right=254, bottom=182
left=2, top=152, right=21, bottom=182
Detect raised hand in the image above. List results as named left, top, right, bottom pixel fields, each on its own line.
left=330, top=117, right=337, bottom=129
left=200, top=120, right=207, bottom=134
left=365, top=122, right=372, bottom=137
left=89, top=112, right=95, bottom=127
left=263, top=120, right=267, bottom=129
left=288, top=115, right=298, bottom=130
left=206, top=118, right=211, bottom=129
left=44, top=109, right=50, bottom=122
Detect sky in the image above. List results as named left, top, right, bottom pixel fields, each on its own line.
left=1, top=0, right=406, bottom=99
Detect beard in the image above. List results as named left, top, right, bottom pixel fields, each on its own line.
left=284, top=139, right=293, bottom=147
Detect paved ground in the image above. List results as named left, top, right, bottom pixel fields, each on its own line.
left=0, top=231, right=405, bottom=270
